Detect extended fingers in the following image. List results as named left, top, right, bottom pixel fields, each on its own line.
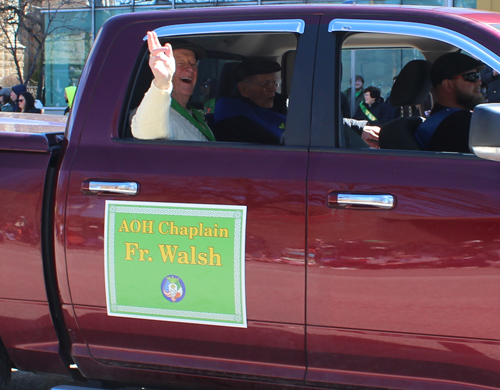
left=150, top=44, right=172, bottom=59
left=147, top=31, right=173, bottom=59
left=147, top=31, right=161, bottom=52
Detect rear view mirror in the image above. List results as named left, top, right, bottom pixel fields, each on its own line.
left=470, top=103, right=500, bottom=162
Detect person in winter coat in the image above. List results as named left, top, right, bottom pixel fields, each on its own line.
left=18, top=91, right=41, bottom=114
left=480, top=66, right=500, bottom=103
left=343, top=75, right=365, bottom=117
left=354, top=86, right=393, bottom=126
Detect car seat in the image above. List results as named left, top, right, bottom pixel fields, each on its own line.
left=379, top=59, right=433, bottom=150
left=215, top=62, right=241, bottom=102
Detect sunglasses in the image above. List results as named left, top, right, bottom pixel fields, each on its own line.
left=452, top=71, right=481, bottom=83
left=18, top=99, right=25, bottom=102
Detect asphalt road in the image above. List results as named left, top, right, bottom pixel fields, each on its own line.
left=6, top=370, right=165, bottom=390
left=6, top=369, right=352, bottom=390
left=6, top=370, right=87, bottom=390
left=5, top=370, right=197, bottom=390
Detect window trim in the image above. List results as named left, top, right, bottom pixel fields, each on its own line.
left=329, top=19, right=500, bottom=71
left=149, top=19, right=305, bottom=39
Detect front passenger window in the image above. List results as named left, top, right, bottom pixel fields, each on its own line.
left=340, top=32, right=482, bottom=155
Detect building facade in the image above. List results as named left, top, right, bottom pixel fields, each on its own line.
left=39, top=0, right=483, bottom=109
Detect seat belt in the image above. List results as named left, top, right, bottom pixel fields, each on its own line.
left=414, top=107, right=460, bottom=149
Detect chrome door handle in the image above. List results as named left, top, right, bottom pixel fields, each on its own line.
left=328, top=193, right=395, bottom=209
left=82, top=181, right=139, bottom=196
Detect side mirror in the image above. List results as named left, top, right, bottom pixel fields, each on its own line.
left=470, top=103, right=500, bottom=162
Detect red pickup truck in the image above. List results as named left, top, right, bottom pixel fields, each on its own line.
left=3, top=4, right=500, bottom=390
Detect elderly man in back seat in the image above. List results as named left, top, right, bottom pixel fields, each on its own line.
left=213, top=58, right=286, bottom=145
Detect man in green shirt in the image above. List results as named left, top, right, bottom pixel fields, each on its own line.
left=343, top=75, right=364, bottom=117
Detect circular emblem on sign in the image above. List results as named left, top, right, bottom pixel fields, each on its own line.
left=161, top=275, right=186, bottom=303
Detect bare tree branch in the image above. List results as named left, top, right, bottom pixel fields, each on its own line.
left=0, top=0, right=85, bottom=93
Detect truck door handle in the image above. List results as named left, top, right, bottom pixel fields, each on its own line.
left=328, top=193, right=395, bottom=209
left=82, top=181, right=139, bottom=196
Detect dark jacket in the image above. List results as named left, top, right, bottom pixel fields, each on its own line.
left=343, top=87, right=364, bottom=117
left=353, top=99, right=393, bottom=126
left=340, top=92, right=351, bottom=118
left=481, top=67, right=500, bottom=103
left=425, top=103, right=472, bottom=153
left=27, top=107, right=42, bottom=114
left=213, top=97, right=286, bottom=145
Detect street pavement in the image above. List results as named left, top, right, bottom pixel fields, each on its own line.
left=6, top=369, right=351, bottom=390
left=6, top=370, right=87, bottom=390
left=6, top=369, right=194, bottom=390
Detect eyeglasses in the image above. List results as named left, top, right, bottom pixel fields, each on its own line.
left=243, top=79, right=281, bottom=90
left=18, top=99, right=25, bottom=102
left=452, top=71, right=481, bottom=83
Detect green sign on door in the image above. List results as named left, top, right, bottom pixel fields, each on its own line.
left=105, top=200, right=247, bottom=328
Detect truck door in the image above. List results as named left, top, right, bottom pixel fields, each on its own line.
left=305, top=14, right=500, bottom=390
left=59, top=16, right=318, bottom=385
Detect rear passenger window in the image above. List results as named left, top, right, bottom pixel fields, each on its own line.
left=122, top=32, right=298, bottom=146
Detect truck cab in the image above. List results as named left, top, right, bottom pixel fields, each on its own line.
left=3, top=5, right=500, bottom=390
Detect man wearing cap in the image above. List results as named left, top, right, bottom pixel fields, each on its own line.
left=131, top=31, right=215, bottom=141
left=212, top=57, right=287, bottom=144
left=414, top=51, right=485, bottom=153
left=10, top=84, right=26, bottom=112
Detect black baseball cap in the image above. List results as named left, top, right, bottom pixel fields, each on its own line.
left=430, top=52, right=485, bottom=86
left=237, top=58, right=281, bottom=82
left=168, top=39, right=206, bottom=61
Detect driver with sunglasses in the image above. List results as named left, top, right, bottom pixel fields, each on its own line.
left=414, top=52, right=485, bottom=153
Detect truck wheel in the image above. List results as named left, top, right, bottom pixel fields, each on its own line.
left=0, top=341, right=11, bottom=389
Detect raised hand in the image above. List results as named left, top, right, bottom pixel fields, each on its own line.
left=147, top=31, right=175, bottom=90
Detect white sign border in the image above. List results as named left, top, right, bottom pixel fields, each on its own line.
left=104, top=200, right=247, bottom=328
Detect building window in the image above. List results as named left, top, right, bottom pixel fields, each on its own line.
left=44, top=10, right=91, bottom=107
left=454, top=0, right=476, bottom=7
left=42, top=0, right=478, bottom=110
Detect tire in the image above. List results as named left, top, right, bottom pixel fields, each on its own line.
left=0, top=340, right=11, bottom=390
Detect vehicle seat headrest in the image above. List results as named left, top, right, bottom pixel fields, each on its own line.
left=390, top=60, right=432, bottom=107
left=215, top=62, right=241, bottom=101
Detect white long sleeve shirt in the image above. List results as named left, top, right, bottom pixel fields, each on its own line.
left=131, top=81, right=209, bottom=142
